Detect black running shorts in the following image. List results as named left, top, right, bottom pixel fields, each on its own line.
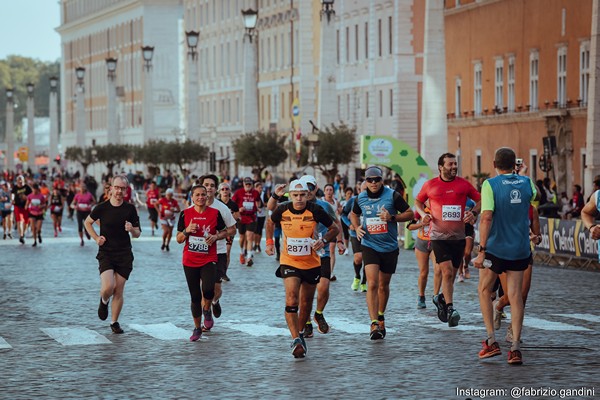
left=484, top=252, right=531, bottom=275
left=431, top=239, right=466, bottom=269
left=350, top=236, right=362, bottom=254
left=97, top=249, right=134, bottom=280
left=320, top=256, right=331, bottom=280
left=215, top=253, right=227, bottom=282
left=278, top=265, right=321, bottom=284
left=361, top=246, right=399, bottom=274
left=238, top=221, right=256, bottom=235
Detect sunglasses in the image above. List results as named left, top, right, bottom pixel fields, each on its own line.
left=307, top=183, right=316, bottom=191
left=366, top=177, right=382, bottom=183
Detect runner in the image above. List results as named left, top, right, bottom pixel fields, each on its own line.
left=350, top=166, right=413, bottom=340
left=0, top=181, right=13, bottom=239
left=339, top=186, right=354, bottom=254
left=415, top=153, right=480, bottom=327
left=176, top=184, right=229, bottom=341
left=341, top=182, right=367, bottom=292
left=232, top=177, right=261, bottom=266
left=48, top=186, right=65, bottom=237
left=200, top=175, right=237, bottom=328
left=11, top=175, right=32, bottom=244
left=157, top=188, right=180, bottom=252
left=323, top=183, right=341, bottom=281
left=84, top=175, right=141, bottom=334
left=457, top=198, right=476, bottom=282
left=265, top=179, right=338, bottom=358
left=146, top=181, right=160, bottom=236
left=217, top=182, right=240, bottom=281
left=71, top=184, right=96, bottom=247
left=253, top=181, right=267, bottom=253
left=582, top=188, right=600, bottom=254
left=25, top=183, right=47, bottom=247
left=473, top=147, right=537, bottom=365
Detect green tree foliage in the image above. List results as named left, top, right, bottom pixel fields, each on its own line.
left=0, top=56, right=60, bottom=140
left=94, top=143, right=133, bottom=176
left=161, top=139, right=209, bottom=174
left=314, top=123, right=358, bottom=183
left=233, top=130, right=288, bottom=176
left=65, top=146, right=95, bottom=176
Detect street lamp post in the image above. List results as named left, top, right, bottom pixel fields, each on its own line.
left=142, top=46, right=155, bottom=143
left=5, top=88, right=15, bottom=171
left=49, top=77, right=59, bottom=167
left=26, top=82, right=36, bottom=171
left=75, top=67, right=86, bottom=148
left=241, top=9, right=259, bottom=134
left=186, top=31, right=200, bottom=142
left=317, top=0, right=336, bottom=129
left=106, top=57, right=119, bottom=144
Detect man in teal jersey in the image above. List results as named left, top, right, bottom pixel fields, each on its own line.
left=350, top=166, right=413, bottom=340
left=473, top=147, right=537, bottom=366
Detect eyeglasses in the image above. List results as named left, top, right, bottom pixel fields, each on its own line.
left=244, top=182, right=252, bottom=185
left=112, top=185, right=128, bottom=191
left=366, top=177, right=382, bottom=183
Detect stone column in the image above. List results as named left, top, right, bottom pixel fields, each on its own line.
left=107, top=77, right=119, bottom=144
left=187, top=54, right=200, bottom=140
left=585, top=0, right=600, bottom=196
left=5, top=97, right=14, bottom=171
left=242, top=35, right=259, bottom=134
left=317, top=9, right=337, bottom=129
left=76, top=84, right=85, bottom=148
left=143, top=66, right=154, bottom=142
left=27, top=95, right=35, bottom=170
left=49, top=89, right=59, bottom=163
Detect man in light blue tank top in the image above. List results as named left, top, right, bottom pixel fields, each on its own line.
left=473, top=148, right=537, bottom=366
left=350, top=166, right=414, bottom=340
left=581, top=185, right=600, bottom=259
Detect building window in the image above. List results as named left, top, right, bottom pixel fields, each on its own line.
left=530, top=51, right=539, bottom=110
left=274, top=35, right=278, bottom=69
left=581, top=41, right=590, bottom=107
left=474, top=62, right=482, bottom=115
left=336, top=29, right=340, bottom=64
left=365, top=91, right=369, bottom=118
left=364, top=22, right=369, bottom=59
left=507, top=57, right=515, bottom=112
left=353, top=24, right=358, bottom=61
left=494, top=58, right=504, bottom=110
left=388, top=16, right=392, bottom=54
left=379, top=90, right=383, bottom=117
left=455, top=78, right=461, bottom=117
left=389, top=89, right=393, bottom=116
left=346, top=93, right=350, bottom=120
left=378, top=19, right=382, bottom=57
left=345, top=26, right=350, bottom=63
left=337, top=95, right=341, bottom=120
left=557, top=46, right=567, bottom=107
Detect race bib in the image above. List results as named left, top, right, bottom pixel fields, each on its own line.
left=31, top=199, right=41, bottom=206
left=164, top=209, right=173, bottom=217
left=243, top=201, right=254, bottom=211
left=188, top=236, right=208, bottom=253
left=286, top=237, right=312, bottom=256
left=78, top=203, right=90, bottom=211
left=366, top=217, right=388, bottom=234
left=442, top=205, right=462, bottom=221
left=52, top=205, right=62, bottom=213
left=150, top=198, right=158, bottom=204
left=4, top=202, right=11, bottom=209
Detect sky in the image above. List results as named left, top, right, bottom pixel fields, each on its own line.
left=0, top=0, right=61, bottom=62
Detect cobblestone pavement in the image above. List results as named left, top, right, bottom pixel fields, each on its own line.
left=1, top=211, right=599, bottom=399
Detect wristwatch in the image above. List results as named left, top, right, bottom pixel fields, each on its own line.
left=322, top=238, right=328, bottom=245
left=478, top=245, right=487, bottom=252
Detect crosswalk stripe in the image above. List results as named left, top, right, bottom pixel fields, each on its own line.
left=218, top=321, right=290, bottom=337
left=41, top=327, right=112, bottom=345
left=128, top=323, right=190, bottom=340
left=553, top=313, right=600, bottom=323
left=0, top=337, right=13, bottom=349
left=325, top=317, right=369, bottom=334
left=523, top=316, right=591, bottom=331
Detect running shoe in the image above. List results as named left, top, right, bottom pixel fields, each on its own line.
left=256, top=245, right=261, bottom=253
left=447, top=307, right=461, bottom=327
left=38, top=233, right=42, bottom=243
left=98, top=298, right=109, bottom=321
left=161, top=244, right=165, bottom=251
left=54, top=231, right=57, bottom=237
left=246, top=257, right=253, bottom=267
left=433, top=294, right=448, bottom=323
left=314, top=312, right=330, bottom=334
left=239, top=254, right=246, bottom=265
left=57, top=227, right=61, bottom=233
left=370, top=321, right=383, bottom=340
left=304, top=322, right=314, bottom=338
left=360, top=283, right=367, bottom=292
left=80, top=239, right=84, bottom=247
left=212, top=300, right=222, bottom=318
left=377, top=315, right=386, bottom=338
left=291, top=338, right=306, bottom=358
left=19, top=236, right=24, bottom=244
left=478, top=340, right=501, bottom=359
left=507, top=349, right=523, bottom=365
left=330, top=275, right=337, bottom=281
left=165, top=245, right=170, bottom=252
left=343, top=248, right=349, bottom=256
left=464, top=267, right=471, bottom=279
left=417, top=297, right=427, bottom=309
left=456, top=273, right=464, bottom=283
left=32, top=242, right=37, bottom=247
left=493, top=300, right=502, bottom=330
left=110, top=322, right=124, bottom=334
left=8, top=233, right=12, bottom=239
left=3, top=233, right=6, bottom=240
left=222, top=274, right=231, bottom=282
left=190, top=327, right=202, bottom=342
left=351, top=278, right=360, bottom=291
left=299, top=332, right=306, bottom=350
left=202, top=308, right=214, bottom=330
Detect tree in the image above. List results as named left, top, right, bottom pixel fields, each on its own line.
left=64, top=146, right=94, bottom=176
left=161, top=139, right=209, bottom=174
left=233, top=130, right=288, bottom=177
left=94, top=143, right=131, bottom=176
left=314, top=123, right=358, bottom=183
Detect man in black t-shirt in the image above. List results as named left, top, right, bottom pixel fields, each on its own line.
left=84, top=175, right=141, bottom=334
left=11, top=175, right=32, bottom=244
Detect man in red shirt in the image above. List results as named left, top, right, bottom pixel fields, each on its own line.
left=145, top=181, right=160, bottom=236
left=415, top=153, right=480, bottom=327
left=232, top=177, right=261, bottom=266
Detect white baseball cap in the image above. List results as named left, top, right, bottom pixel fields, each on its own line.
left=288, top=179, right=308, bottom=192
left=299, top=175, right=317, bottom=186
left=166, top=188, right=174, bottom=195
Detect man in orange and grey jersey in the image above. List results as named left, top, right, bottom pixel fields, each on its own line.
left=265, top=179, right=338, bottom=358
left=145, top=181, right=160, bottom=236
left=415, top=153, right=480, bottom=328
left=200, top=174, right=237, bottom=325
left=232, top=177, right=262, bottom=267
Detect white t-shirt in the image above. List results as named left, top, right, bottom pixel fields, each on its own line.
left=209, top=199, right=237, bottom=254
